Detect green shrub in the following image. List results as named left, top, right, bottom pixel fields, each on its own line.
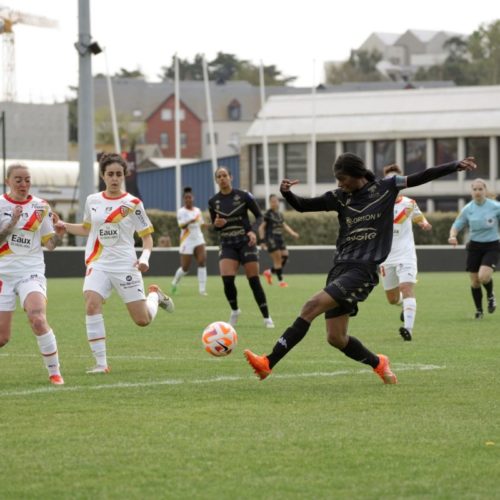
left=145, top=210, right=459, bottom=246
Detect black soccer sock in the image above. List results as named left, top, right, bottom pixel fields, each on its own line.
left=281, top=255, right=289, bottom=269
left=267, top=317, right=310, bottom=368
left=271, top=267, right=277, bottom=275
left=340, top=336, right=380, bottom=369
left=276, top=268, right=283, bottom=281
left=483, top=279, right=494, bottom=298
left=471, top=286, right=483, bottom=311
left=222, top=275, right=238, bottom=310
left=248, top=276, right=269, bottom=318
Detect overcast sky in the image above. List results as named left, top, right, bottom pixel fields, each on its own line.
left=3, top=0, right=499, bottom=103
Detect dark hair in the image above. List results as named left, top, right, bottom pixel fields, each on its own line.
left=383, top=164, right=402, bottom=176
left=269, top=194, right=278, bottom=201
left=98, top=153, right=128, bottom=176
left=183, top=186, right=193, bottom=194
left=333, top=153, right=375, bottom=182
left=215, top=166, right=231, bottom=178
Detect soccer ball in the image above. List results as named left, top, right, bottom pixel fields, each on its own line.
left=202, top=321, right=238, bottom=357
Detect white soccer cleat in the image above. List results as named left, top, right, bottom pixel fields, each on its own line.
left=229, top=308, right=241, bottom=326
left=264, top=317, right=275, bottom=328
left=148, top=284, right=174, bottom=313
left=86, top=365, right=110, bottom=374
left=199, top=291, right=208, bottom=296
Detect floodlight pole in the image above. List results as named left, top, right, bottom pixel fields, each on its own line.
left=1, top=111, right=5, bottom=193
left=259, top=62, right=270, bottom=209
left=77, top=0, right=95, bottom=229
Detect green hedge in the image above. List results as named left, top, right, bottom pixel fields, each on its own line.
left=145, top=210, right=460, bottom=246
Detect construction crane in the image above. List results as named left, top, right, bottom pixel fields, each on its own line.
left=0, top=5, right=58, bottom=101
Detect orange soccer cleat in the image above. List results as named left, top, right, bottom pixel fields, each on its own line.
left=278, top=281, right=289, bottom=288
left=244, top=349, right=272, bottom=380
left=49, top=374, right=65, bottom=385
left=148, top=284, right=175, bottom=312
left=373, top=354, right=397, bottom=384
left=263, top=269, right=273, bottom=285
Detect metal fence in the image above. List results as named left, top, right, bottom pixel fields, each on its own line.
left=137, top=155, right=240, bottom=211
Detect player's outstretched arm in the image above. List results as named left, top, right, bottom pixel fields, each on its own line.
left=280, top=179, right=331, bottom=213
left=406, top=157, right=476, bottom=188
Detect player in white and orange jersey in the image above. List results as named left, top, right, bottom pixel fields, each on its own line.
left=0, top=163, right=64, bottom=385
left=379, top=164, right=432, bottom=341
left=171, top=187, right=207, bottom=295
left=56, top=153, right=174, bottom=374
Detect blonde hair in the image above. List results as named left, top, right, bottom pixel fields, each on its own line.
left=471, top=178, right=496, bottom=199
left=6, top=162, right=30, bottom=178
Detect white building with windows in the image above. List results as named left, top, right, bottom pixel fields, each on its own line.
left=242, top=85, right=500, bottom=212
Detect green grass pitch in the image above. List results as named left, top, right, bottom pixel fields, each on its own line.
left=0, top=273, right=498, bottom=499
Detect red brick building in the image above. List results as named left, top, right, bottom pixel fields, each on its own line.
left=145, top=95, right=202, bottom=158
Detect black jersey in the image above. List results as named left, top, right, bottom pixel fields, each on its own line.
left=282, top=160, right=460, bottom=266
left=283, top=176, right=405, bottom=265
left=263, top=209, right=285, bottom=240
left=208, top=188, right=262, bottom=247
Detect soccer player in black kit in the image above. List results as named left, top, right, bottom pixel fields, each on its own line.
left=245, top=153, right=477, bottom=384
left=209, top=166, right=275, bottom=328
left=260, top=194, right=299, bottom=288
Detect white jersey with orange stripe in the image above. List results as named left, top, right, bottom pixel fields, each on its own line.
left=83, top=192, right=153, bottom=272
left=382, top=195, right=425, bottom=266
left=0, top=193, right=54, bottom=276
left=177, top=206, right=205, bottom=245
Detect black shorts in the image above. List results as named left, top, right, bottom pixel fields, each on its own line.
left=324, top=262, right=379, bottom=319
left=219, top=242, right=259, bottom=264
left=466, top=240, right=499, bottom=273
left=266, top=235, right=286, bottom=253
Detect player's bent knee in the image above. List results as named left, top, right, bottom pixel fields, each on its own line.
left=300, top=298, right=322, bottom=319
left=28, top=312, right=48, bottom=333
left=0, top=336, right=9, bottom=348
left=135, top=317, right=151, bottom=327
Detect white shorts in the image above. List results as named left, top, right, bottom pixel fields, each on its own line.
left=83, top=267, right=146, bottom=304
left=179, top=235, right=205, bottom=255
left=379, top=262, right=418, bottom=290
left=0, top=272, right=47, bottom=311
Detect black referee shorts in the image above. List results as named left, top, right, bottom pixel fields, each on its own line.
left=324, top=262, right=379, bottom=319
left=219, top=242, right=259, bottom=264
left=465, top=240, right=499, bottom=273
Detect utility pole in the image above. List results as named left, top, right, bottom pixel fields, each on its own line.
left=76, top=0, right=95, bottom=230
left=1, top=111, right=6, bottom=193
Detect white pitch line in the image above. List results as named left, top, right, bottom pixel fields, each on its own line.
left=0, top=363, right=445, bottom=398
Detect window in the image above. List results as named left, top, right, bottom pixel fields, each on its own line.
left=161, top=109, right=172, bottom=121
left=316, top=142, right=336, bottom=182
left=404, top=139, right=426, bottom=176
left=434, top=138, right=458, bottom=180
left=228, top=99, right=241, bottom=121
left=206, top=132, right=218, bottom=145
left=343, top=141, right=366, bottom=162
left=373, top=140, right=396, bottom=177
left=181, top=133, right=187, bottom=149
left=160, top=132, right=169, bottom=148
left=285, top=143, right=307, bottom=183
left=466, top=137, right=489, bottom=179
left=161, top=108, right=185, bottom=121
left=254, top=144, right=278, bottom=184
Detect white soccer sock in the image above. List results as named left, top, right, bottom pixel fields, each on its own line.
left=86, top=314, right=107, bottom=367
left=403, top=297, right=417, bottom=332
left=146, top=292, right=159, bottom=320
left=198, top=266, right=207, bottom=293
left=173, top=267, right=188, bottom=285
left=36, top=330, right=60, bottom=376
